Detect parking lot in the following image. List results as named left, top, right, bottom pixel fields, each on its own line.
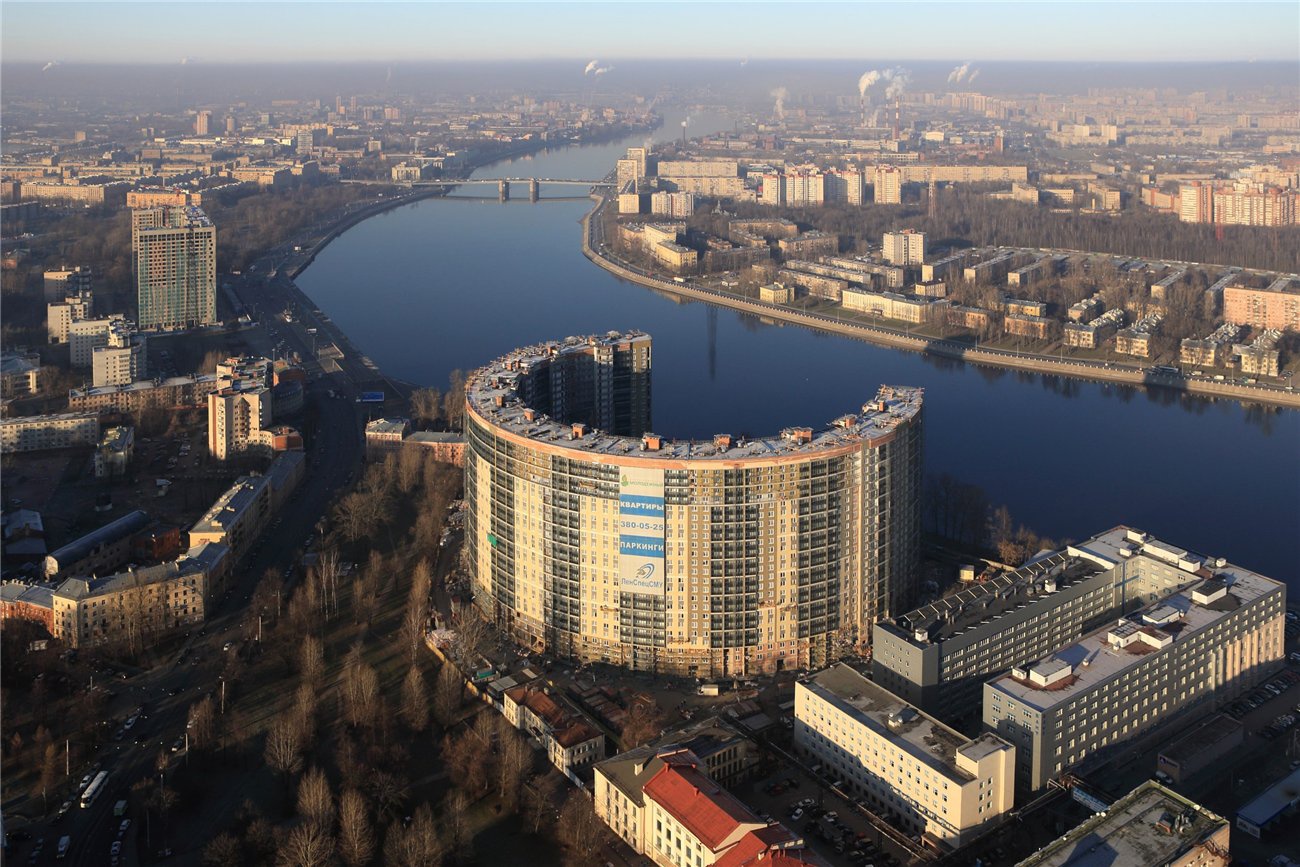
left=734, top=757, right=922, bottom=867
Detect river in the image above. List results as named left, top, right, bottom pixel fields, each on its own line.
left=296, top=110, right=1299, bottom=589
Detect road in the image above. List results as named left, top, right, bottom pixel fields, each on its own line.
left=6, top=250, right=368, bottom=866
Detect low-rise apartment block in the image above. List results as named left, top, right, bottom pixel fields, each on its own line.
left=1, top=412, right=99, bottom=454
left=796, top=664, right=1015, bottom=849
left=984, top=532, right=1285, bottom=791
left=94, top=425, right=135, bottom=478
left=41, top=510, right=152, bottom=580
left=1233, top=330, right=1282, bottom=377
left=1003, top=313, right=1057, bottom=340
left=842, top=289, right=941, bottom=324
left=1180, top=323, right=1245, bottom=367
left=48, top=544, right=227, bottom=649
left=1223, top=279, right=1300, bottom=331
left=189, top=473, right=273, bottom=562
left=365, top=417, right=411, bottom=460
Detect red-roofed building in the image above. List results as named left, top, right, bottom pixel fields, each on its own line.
left=622, top=750, right=813, bottom=867
left=503, top=684, right=604, bottom=777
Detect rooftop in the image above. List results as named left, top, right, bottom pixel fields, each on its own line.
left=1158, top=714, right=1242, bottom=766
left=643, top=752, right=764, bottom=850
left=44, top=510, right=151, bottom=571
left=988, top=530, right=1284, bottom=712
left=190, top=475, right=269, bottom=535
left=803, top=663, right=999, bottom=784
left=365, top=417, right=409, bottom=436
left=888, top=549, right=1104, bottom=646
left=468, top=331, right=921, bottom=461
left=1237, top=767, right=1300, bottom=829
left=1015, top=782, right=1226, bottom=867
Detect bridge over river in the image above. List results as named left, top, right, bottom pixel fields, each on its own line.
left=342, top=176, right=613, bottom=201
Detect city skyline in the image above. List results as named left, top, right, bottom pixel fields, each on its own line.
left=4, top=1, right=1299, bottom=64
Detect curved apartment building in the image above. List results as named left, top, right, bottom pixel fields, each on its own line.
left=464, top=331, right=923, bottom=677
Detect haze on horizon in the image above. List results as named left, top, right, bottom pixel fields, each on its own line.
left=3, top=0, right=1298, bottom=65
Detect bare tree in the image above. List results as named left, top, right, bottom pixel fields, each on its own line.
left=558, top=789, right=607, bottom=865
left=446, top=790, right=470, bottom=857
left=524, top=776, right=552, bottom=836
left=433, top=662, right=462, bottom=728
left=203, top=832, right=243, bottom=865
left=265, top=711, right=305, bottom=779
left=382, top=803, right=441, bottom=867
left=299, top=635, right=325, bottom=689
left=401, top=604, right=427, bottom=665
left=409, top=387, right=442, bottom=429
left=341, top=655, right=380, bottom=730
left=38, top=740, right=59, bottom=809
left=498, top=719, right=532, bottom=814
left=295, top=682, right=319, bottom=747
left=188, top=696, right=216, bottom=751
left=399, top=665, right=429, bottom=733
left=296, top=767, right=335, bottom=828
left=366, top=769, right=408, bottom=824
left=276, top=820, right=335, bottom=867
left=337, top=788, right=375, bottom=867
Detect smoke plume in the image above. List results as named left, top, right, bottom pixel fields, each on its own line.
left=770, top=86, right=788, bottom=120
left=967, top=69, right=981, bottom=84
left=884, top=67, right=911, bottom=100
left=594, top=65, right=613, bottom=76
left=858, top=71, right=881, bottom=97
left=947, top=62, right=971, bottom=83
left=41, top=60, right=60, bottom=72
left=584, top=59, right=600, bottom=76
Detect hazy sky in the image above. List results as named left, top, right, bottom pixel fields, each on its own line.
left=3, top=1, right=1298, bottom=64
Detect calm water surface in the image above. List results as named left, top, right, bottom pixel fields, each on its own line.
left=298, top=111, right=1300, bottom=589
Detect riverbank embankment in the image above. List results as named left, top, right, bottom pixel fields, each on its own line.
left=580, top=198, right=1300, bottom=410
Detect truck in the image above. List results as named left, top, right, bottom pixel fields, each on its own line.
left=697, top=683, right=720, bottom=696
left=113, top=799, right=128, bottom=817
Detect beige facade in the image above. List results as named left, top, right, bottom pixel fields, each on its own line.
left=796, top=664, right=1016, bottom=848
left=207, top=386, right=273, bottom=460
left=92, top=335, right=146, bottom=388
left=883, top=229, right=925, bottom=266
left=189, top=474, right=272, bottom=562
left=465, top=333, right=923, bottom=678
left=1, top=413, right=99, bottom=454
left=50, top=547, right=225, bottom=649
left=842, top=289, right=939, bottom=324
left=874, top=166, right=902, bottom=204
left=47, top=291, right=93, bottom=343
left=759, top=283, right=793, bottom=304
left=1223, top=283, right=1300, bottom=331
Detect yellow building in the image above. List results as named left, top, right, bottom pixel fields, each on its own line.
left=796, top=664, right=1016, bottom=848
left=464, top=332, right=924, bottom=677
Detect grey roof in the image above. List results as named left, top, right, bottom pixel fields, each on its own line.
left=1015, top=781, right=1226, bottom=867
left=1237, top=767, right=1300, bottom=828
left=45, top=510, right=151, bottom=570
left=469, top=332, right=921, bottom=461
left=803, top=663, right=1004, bottom=783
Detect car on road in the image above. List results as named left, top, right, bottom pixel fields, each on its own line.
left=111, top=842, right=122, bottom=856
left=117, top=819, right=131, bottom=838
left=222, top=641, right=234, bottom=652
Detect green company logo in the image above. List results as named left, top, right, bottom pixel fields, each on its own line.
left=620, top=474, right=629, bottom=486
